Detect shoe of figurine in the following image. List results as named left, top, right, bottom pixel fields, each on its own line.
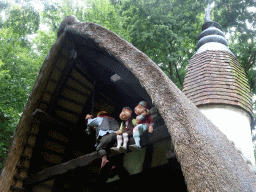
left=119, top=146, right=128, bottom=153
left=129, top=144, right=141, bottom=151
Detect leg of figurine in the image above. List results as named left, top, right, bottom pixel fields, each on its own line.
left=131, top=124, right=148, bottom=150
left=100, top=155, right=109, bottom=170
left=133, top=131, right=141, bottom=148
left=116, top=134, right=123, bottom=149
left=122, top=133, right=129, bottom=149
left=96, top=133, right=117, bottom=170
left=138, top=124, right=148, bottom=135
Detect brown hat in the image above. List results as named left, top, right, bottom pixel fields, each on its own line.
left=97, top=111, right=108, bottom=116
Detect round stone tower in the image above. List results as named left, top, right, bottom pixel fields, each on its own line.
left=182, top=5, right=255, bottom=165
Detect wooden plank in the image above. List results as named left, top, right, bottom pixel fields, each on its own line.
left=13, top=175, right=26, bottom=181
left=61, top=87, right=88, bottom=105
left=20, top=154, right=31, bottom=160
left=50, top=78, right=91, bottom=99
left=31, top=109, right=72, bottom=131
left=41, top=152, right=63, bottom=164
left=57, top=99, right=83, bottom=114
left=46, top=58, right=77, bottom=114
left=68, top=75, right=93, bottom=94
left=55, top=109, right=79, bottom=123
left=71, top=69, right=93, bottom=89
left=16, top=164, right=29, bottom=171
left=22, top=142, right=34, bottom=149
left=24, top=125, right=170, bottom=186
left=26, top=131, right=38, bottom=136
left=24, top=151, right=100, bottom=186
left=45, top=80, right=57, bottom=93
left=57, top=94, right=84, bottom=107
left=50, top=68, right=62, bottom=82
left=32, top=180, right=54, bottom=192
left=10, top=185, right=25, bottom=192
left=44, top=140, right=66, bottom=154
left=41, top=92, right=52, bottom=104
left=38, top=102, right=48, bottom=111
left=74, top=64, right=94, bottom=83
left=47, top=130, right=69, bottom=143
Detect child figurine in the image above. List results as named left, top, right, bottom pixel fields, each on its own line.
left=131, top=101, right=154, bottom=150
left=115, top=107, right=136, bottom=153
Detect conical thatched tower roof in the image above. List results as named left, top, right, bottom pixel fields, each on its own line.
left=182, top=5, right=255, bottom=166
left=182, top=5, right=253, bottom=119
left=1, top=15, right=256, bottom=192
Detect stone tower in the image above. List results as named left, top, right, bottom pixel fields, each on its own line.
left=182, top=4, right=255, bottom=165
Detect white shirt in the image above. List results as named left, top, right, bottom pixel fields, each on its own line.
left=87, top=117, right=115, bottom=137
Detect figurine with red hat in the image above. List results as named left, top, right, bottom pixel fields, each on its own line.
left=85, top=111, right=119, bottom=171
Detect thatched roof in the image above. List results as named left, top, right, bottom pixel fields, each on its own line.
left=183, top=16, right=253, bottom=120
left=1, top=15, right=256, bottom=191
left=183, top=50, right=253, bottom=117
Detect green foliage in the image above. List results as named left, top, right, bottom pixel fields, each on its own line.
left=81, top=0, right=131, bottom=40
left=4, top=5, right=40, bottom=37
left=117, top=0, right=207, bottom=88
left=0, top=3, right=42, bottom=169
left=33, top=30, right=56, bottom=57
left=41, top=0, right=131, bottom=40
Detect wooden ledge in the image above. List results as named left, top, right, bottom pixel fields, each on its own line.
left=24, top=124, right=171, bottom=186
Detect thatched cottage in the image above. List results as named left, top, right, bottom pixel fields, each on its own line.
left=1, top=8, right=256, bottom=192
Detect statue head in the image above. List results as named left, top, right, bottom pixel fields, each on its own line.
left=134, top=101, right=149, bottom=116
left=120, top=107, right=132, bottom=121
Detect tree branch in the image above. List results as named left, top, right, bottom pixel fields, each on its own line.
left=173, top=61, right=183, bottom=88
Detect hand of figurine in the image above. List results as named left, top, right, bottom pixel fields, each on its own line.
left=136, top=116, right=140, bottom=123
left=143, top=109, right=150, bottom=116
left=85, top=114, right=93, bottom=120
left=148, top=125, right=153, bottom=133
left=116, top=130, right=122, bottom=135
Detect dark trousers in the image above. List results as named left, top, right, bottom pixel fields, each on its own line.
left=96, top=132, right=117, bottom=157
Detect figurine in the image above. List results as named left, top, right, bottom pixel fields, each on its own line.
left=85, top=111, right=119, bottom=171
left=131, top=101, right=154, bottom=149
left=115, top=107, right=136, bottom=153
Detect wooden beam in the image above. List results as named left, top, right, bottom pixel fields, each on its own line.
left=10, top=185, right=25, bottom=192
left=32, top=109, right=73, bottom=131
left=24, top=125, right=170, bottom=186
left=23, top=151, right=100, bottom=186
left=46, top=57, right=77, bottom=115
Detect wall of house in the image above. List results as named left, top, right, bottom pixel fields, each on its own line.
left=198, top=104, right=255, bottom=166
